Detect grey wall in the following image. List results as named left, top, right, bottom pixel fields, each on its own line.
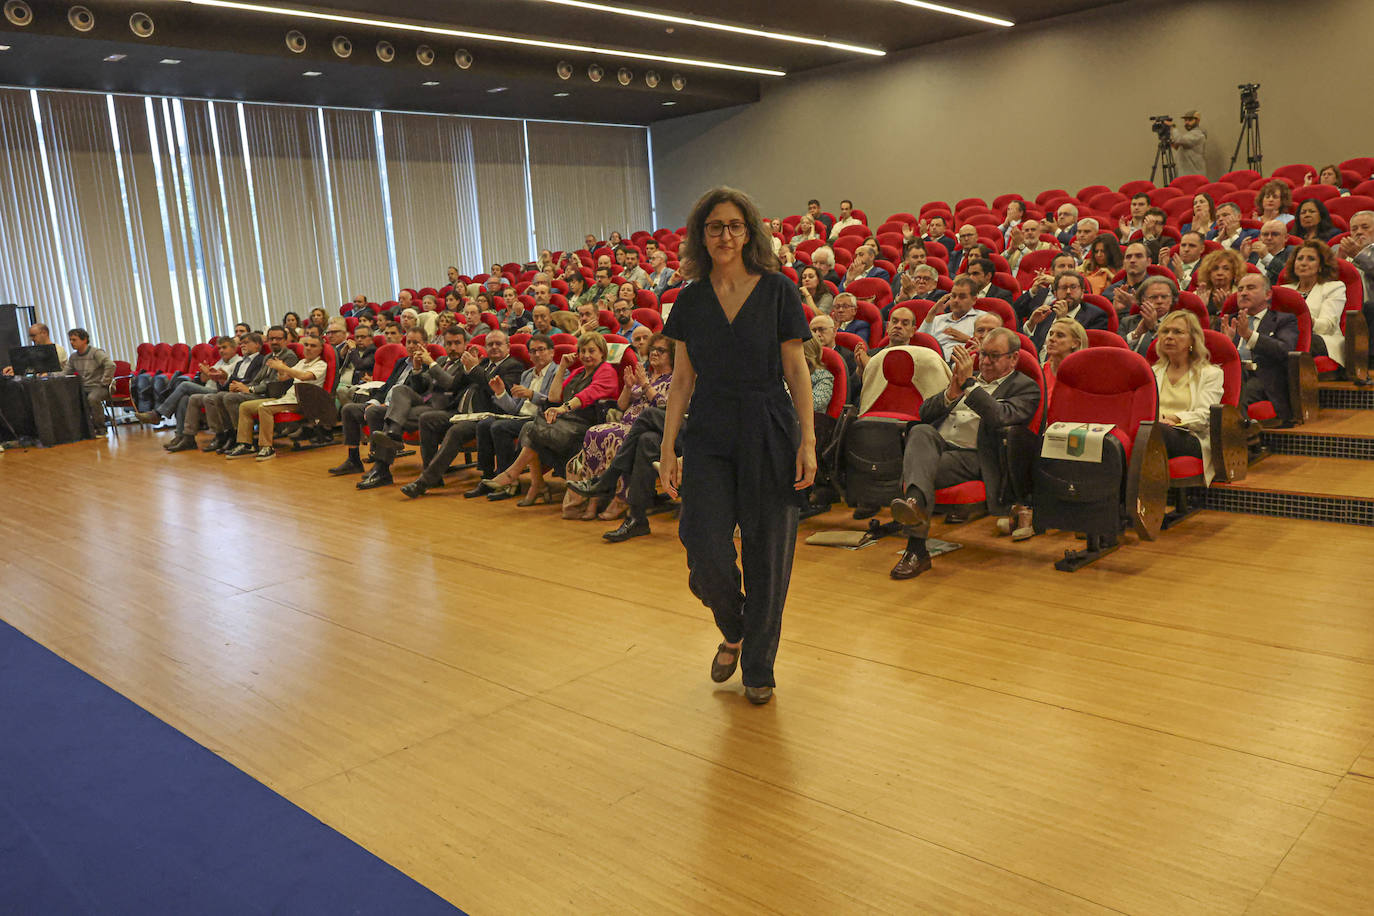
left=651, top=0, right=1372, bottom=227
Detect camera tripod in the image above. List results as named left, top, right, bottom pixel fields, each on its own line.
left=1150, top=133, right=1177, bottom=186
left=1230, top=105, right=1262, bottom=173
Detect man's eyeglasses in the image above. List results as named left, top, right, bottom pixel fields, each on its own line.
left=267, top=335, right=285, bottom=342
left=704, top=220, right=748, bottom=238
left=978, top=349, right=1011, bottom=360
left=529, top=346, right=550, bottom=355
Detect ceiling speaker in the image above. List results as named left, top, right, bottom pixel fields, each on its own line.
left=331, top=35, right=351, bottom=58
left=556, top=61, right=572, bottom=80
left=3, top=0, right=33, bottom=27
left=644, top=70, right=660, bottom=88
left=671, top=73, right=686, bottom=91
left=285, top=30, right=306, bottom=53
left=128, top=10, right=154, bottom=37
left=375, top=40, right=394, bottom=62
left=67, top=5, right=94, bottom=31
left=454, top=48, right=473, bottom=69
left=587, top=63, right=603, bottom=83
left=616, top=67, right=632, bottom=86
left=415, top=44, right=434, bottom=66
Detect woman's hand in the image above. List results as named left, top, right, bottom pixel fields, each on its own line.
left=1161, top=414, right=1182, bottom=426
left=659, top=451, right=681, bottom=498
left=544, top=406, right=561, bottom=425
left=794, top=440, right=817, bottom=491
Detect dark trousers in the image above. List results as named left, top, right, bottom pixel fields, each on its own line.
left=678, top=451, right=799, bottom=689
left=341, top=401, right=387, bottom=446
left=1159, top=423, right=1203, bottom=459
left=602, top=407, right=668, bottom=514
left=416, top=411, right=481, bottom=485
left=477, top=416, right=530, bottom=477
left=900, top=424, right=981, bottom=521
left=1240, top=371, right=1290, bottom=423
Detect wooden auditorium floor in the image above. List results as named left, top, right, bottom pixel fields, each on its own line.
left=3, top=428, right=1374, bottom=915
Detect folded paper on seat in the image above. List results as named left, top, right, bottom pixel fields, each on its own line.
left=1041, top=422, right=1117, bottom=462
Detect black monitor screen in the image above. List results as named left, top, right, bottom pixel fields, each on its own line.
left=8, top=344, right=62, bottom=375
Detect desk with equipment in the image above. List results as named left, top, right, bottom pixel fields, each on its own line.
left=0, top=306, right=94, bottom=448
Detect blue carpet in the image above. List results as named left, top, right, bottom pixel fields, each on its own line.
left=0, top=619, right=464, bottom=916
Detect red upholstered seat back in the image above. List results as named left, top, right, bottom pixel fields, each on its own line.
left=165, top=343, right=190, bottom=376
left=866, top=349, right=922, bottom=420
left=150, top=342, right=173, bottom=375
left=371, top=343, right=406, bottom=383
left=133, top=343, right=156, bottom=373
left=1048, top=349, right=1158, bottom=455
left=974, top=298, right=1015, bottom=328
left=632, top=308, right=663, bottom=332
left=508, top=343, right=533, bottom=368
left=909, top=331, right=944, bottom=358
left=1087, top=329, right=1128, bottom=349
left=818, top=346, right=847, bottom=419
left=186, top=343, right=218, bottom=379
left=1013, top=349, right=1047, bottom=433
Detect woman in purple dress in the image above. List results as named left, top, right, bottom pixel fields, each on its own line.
left=569, top=333, right=673, bottom=520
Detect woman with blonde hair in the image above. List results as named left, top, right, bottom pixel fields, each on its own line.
left=1194, top=247, right=1246, bottom=320
left=1041, top=316, right=1087, bottom=402
left=1152, top=309, right=1224, bottom=483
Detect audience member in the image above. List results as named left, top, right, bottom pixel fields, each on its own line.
left=1295, top=198, right=1339, bottom=243
left=462, top=334, right=560, bottom=501
left=828, top=292, right=870, bottom=342
left=1253, top=179, right=1294, bottom=226
left=1169, top=231, right=1207, bottom=289
left=202, top=326, right=297, bottom=452
left=810, top=246, right=841, bottom=286
left=965, top=258, right=1012, bottom=304
left=1023, top=271, right=1108, bottom=352
left=1040, top=316, right=1088, bottom=402
left=1054, top=203, right=1079, bottom=246
left=503, top=286, right=536, bottom=335
left=809, top=313, right=857, bottom=398
left=134, top=335, right=241, bottom=440
left=1195, top=248, right=1246, bottom=319
left=630, top=324, right=652, bottom=359
left=1282, top=240, right=1347, bottom=366
left=1013, top=252, right=1079, bottom=323
left=225, top=334, right=326, bottom=460
left=1082, top=235, right=1123, bottom=295
left=612, top=295, right=644, bottom=337
left=1120, top=276, right=1178, bottom=356
left=189, top=333, right=264, bottom=452
left=1209, top=203, right=1257, bottom=250
left=790, top=214, right=822, bottom=245
left=918, top=277, right=980, bottom=358
left=282, top=311, right=303, bottom=342
left=828, top=199, right=861, bottom=240
left=61, top=328, right=115, bottom=434
left=1223, top=273, right=1298, bottom=425
left=1118, top=193, right=1150, bottom=240
left=574, top=301, right=613, bottom=338
left=840, top=246, right=889, bottom=289
left=1153, top=310, right=1224, bottom=482
left=1184, top=193, right=1217, bottom=237
left=998, top=199, right=1027, bottom=238
left=1246, top=220, right=1296, bottom=286
left=806, top=198, right=833, bottom=235
left=947, top=225, right=981, bottom=275
left=1104, top=242, right=1152, bottom=316
left=1339, top=210, right=1374, bottom=307
left=798, top=264, right=835, bottom=314
left=328, top=327, right=428, bottom=478
left=888, top=327, right=1039, bottom=580
left=647, top=251, right=675, bottom=296
left=1311, top=164, right=1350, bottom=196
left=621, top=247, right=650, bottom=288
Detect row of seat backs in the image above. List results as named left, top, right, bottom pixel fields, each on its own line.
left=132, top=342, right=190, bottom=377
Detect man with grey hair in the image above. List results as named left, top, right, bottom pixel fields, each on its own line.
left=948, top=224, right=981, bottom=275
left=1071, top=217, right=1100, bottom=264
left=888, top=325, right=1039, bottom=580
left=1120, top=276, right=1179, bottom=356
left=1245, top=219, right=1295, bottom=286
left=810, top=245, right=841, bottom=286
left=1004, top=218, right=1052, bottom=273
left=1339, top=209, right=1374, bottom=346
left=895, top=264, right=943, bottom=308
left=1211, top=202, right=1256, bottom=251
left=1054, top=203, right=1079, bottom=246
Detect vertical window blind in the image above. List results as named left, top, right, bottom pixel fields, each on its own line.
left=0, top=86, right=653, bottom=361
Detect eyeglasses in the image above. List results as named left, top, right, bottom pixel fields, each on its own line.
left=529, top=347, right=550, bottom=354
left=978, top=349, right=1011, bottom=360
left=267, top=335, right=285, bottom=342
left=704, top=220, right=748, bottom=238
left=649, top=346, right=670, bottom=355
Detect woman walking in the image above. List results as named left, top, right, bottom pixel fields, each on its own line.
left=659, top=187, right=816, bottom=706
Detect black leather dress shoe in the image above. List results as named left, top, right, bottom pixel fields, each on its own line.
left=889, top=497, right=930, bottom=529
left=744, top=686, right=774, bottom=705
left=368, top=430, right=405, bottom=457
left=166, top=436, right=198, bottom=453
left=355, top=470, right=392, bottom=490
left=400, top=479, right=436, bottom=499
left=890, top=551, right=932, bottom=580
left=329, top=457, right=365, bottom=476
left=464, top=480, right=493, bottom=498
left=602, top=515, right=650, bottom=542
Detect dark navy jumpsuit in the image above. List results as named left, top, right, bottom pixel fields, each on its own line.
left=662, top=272, right=811, bottom=689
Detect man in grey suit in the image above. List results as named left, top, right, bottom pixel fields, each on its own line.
left=1120, top=276, right=1179, bottom=356
left=888, top=327, right=1041, bottom=580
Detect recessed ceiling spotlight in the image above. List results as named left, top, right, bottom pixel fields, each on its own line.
left=554, top=91, right=569, bottom=97
left=3, top=0, right=32, bottom=27
left=644, top=70, right=659, bottom=88
left=671, top=73, right=685, bottom=91
left=556, top=60, right=572, bottom=80
left=415, top=44, right=434, bottom=65
left=302, top=70, right=321, bottom=76
left=285, top=29, right=306, bottom=52
left=161, top=0, right=787, bottom=76
left=331, top=35, right=351, bottom=58
left=104, top=54, right=127, bottom=61
left=454, top=48, right=473, bottom=69
left=159, top=58, right=181, bottom=64
left=67, top=6, right=95, bottom=32
left=375, top=40, right=394, bottom=62
left=128, top=10, right=154, bottom=37
left=587, top=63, right=603, bottom=82
left=616, top=67, right=632, bottom=86
left=486, top=86, right=507, bottom=93
left=421, top=80, right=439, bottom=86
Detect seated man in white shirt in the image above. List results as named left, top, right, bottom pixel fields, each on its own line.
left=918, top=276, right=981, bottom=359
left=1004, top=219, right=1051, bottom=273
left=1118, top=193, right=1150, bottom=240
left=828, top=199, right=861, bottom=240
left=141, top=336, right=243, bottom=451
left=226, top=334, right=328, bottom=461
left=1169, top=231, right=1206, bottom=290
left=887, top=327, right=1040, bottom=580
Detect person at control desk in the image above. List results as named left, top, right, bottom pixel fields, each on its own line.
left=2, top=323, right=68, bottom=376
left=61, top=328, right=115, bottom=434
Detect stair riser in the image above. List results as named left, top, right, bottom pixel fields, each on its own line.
left=1261, top=433, right=1374, bottom=461
left=1200, top=486, right=1374, bottom=527
left=1320, top=387, right=1374, bottom=410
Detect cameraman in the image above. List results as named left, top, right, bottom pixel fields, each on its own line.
left=1170, top=109, right=1207, bottom=177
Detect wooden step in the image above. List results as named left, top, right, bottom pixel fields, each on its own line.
left=1318, top=380, right=1374, bottom=411
left=1263, top=410, right=1374, bottom=461
left=1205, top=455, right=1374, bottom=526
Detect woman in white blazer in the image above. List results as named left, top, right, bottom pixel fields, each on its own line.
left=1282, top=240, right=1347, bottom=366
left=1153, top=309, right=1225, bottom=484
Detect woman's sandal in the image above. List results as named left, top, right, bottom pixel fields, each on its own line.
left=710, top=642, right=741, bottom=683
left=517, top=488, right=552, bottom=507
left=597, top=497, right=627, bottom=521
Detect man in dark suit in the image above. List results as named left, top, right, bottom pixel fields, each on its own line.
left=1054, top=202, right=1079, bottom=246
left=808, top=313, right=858, bottom=403
left=330, top=327, right=431, bottom=478
left=1209, top=202, right=1259, bottom=251
left=946, top=225, right=981, bottom=276
left=888, top=327, right=1040, bottom=579
left=1246, top=219, right=1295, bottom=286
left=966, top=258, right=1013, bottom=304
left=1119, top=276, right=1178, bottom=356
left=1224, top=273, right=1299, bottom=425
left=1103, top=241, right=1154, bottom=321
left=1012, top=252, right=1078, bottom=323
left=395, top=328, right=529, bottom=495
left=1022, top=271, right=1110, bottom=353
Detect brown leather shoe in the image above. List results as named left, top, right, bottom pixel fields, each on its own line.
left=889, top=497, right=929, bottom=529
left=890, top=550, right=932, bottom=580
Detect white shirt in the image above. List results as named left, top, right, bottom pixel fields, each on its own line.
left=829, top=216, right=861, bottom=240
left=938, top=369, right=1012, bottom=449
left=210, top=354, right=241, bottom=390
left=263, top=357, right=326, bottom=407
left=1237, top=308, right=1268, bottom=364
left=920, top=310, right=979, bottom=358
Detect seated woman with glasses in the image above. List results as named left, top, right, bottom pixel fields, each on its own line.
left=564, top=333, right=674, bottom=521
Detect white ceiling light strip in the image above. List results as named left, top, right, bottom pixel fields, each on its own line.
left=887, top=0, right=1014, bottom=28
left=528, top=0, right=884, bottom=56
left=174, top=0, right=788, bottom=76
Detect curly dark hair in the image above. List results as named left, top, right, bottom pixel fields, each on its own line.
left=1284, top=239, right=1340, bottom=283
left=1295, top=198, right=1337, bottom=241
left=678, top=186, right=780, bottom=281
left=1090, top=234, right=1123, bottom=270
left=1253, top=179, right=1292, bottom=217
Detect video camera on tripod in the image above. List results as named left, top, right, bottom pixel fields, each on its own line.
left=1148, top=116, right=1176, bottom=184
left=1238, top=83, right=1260, bottom=115
left=1231, top=82, right=1262, bottom=171
left=1149, top=115, right=1173, bottom=139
